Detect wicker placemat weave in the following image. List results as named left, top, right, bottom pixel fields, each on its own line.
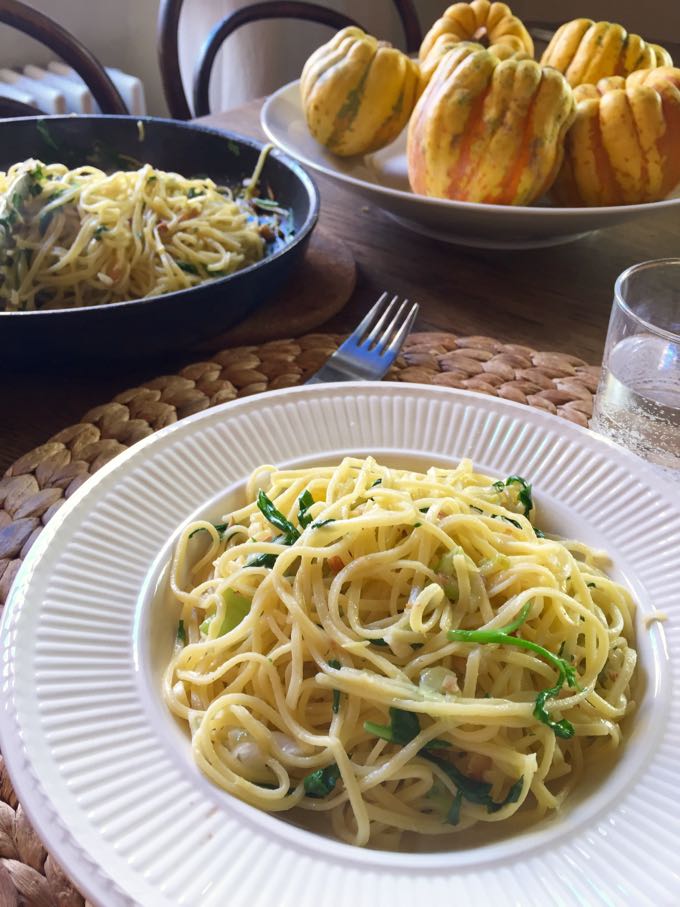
left=0, top=330, right=599, bottom=906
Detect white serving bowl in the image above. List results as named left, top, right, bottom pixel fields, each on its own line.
left=261, top=81, right=680, bottom=250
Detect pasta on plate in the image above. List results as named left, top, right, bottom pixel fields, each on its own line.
left=0, top=151, right=283, bottom=312
left=164, top=456, right=637, bottom=848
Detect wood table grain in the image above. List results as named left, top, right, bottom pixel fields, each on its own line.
left=2, top=98, right=679, bottom=474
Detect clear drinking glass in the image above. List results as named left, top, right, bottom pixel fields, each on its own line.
left=591, top=258, right=680, bottom=480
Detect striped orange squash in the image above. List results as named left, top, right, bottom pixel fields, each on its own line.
left=407, top=44, right=575, bottom=206
left=419, top=1, right=533, bottom=62
left=419, top=32, right=529, bottom=87
left=552, top=67, right=680, bottom=206
left=541, top=19, right=673, bottom=88
left=300, top=27, right=422, bottom=157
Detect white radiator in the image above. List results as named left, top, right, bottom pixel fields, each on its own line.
left=0, top=64, right=146, bottom=115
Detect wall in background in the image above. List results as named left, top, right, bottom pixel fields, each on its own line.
left=0, top=0, right=165, bottom=114
left=0, top=1, right=677, bottom=117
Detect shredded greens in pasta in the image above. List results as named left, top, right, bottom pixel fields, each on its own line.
left=163, top=456, right=637, bottom=848
left=0, top=149, right=287, bottom=311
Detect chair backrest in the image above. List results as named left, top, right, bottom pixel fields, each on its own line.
left=0, top=95, right=41, bottom=117
left=0, top=0, right=128, bottom=116
left=158, top=0, right=422, bottom=120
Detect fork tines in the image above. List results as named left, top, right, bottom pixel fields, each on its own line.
left=358, top=292, right=418, bottom=353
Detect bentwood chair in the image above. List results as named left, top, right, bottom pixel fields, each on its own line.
left=0, top=0, right=128, bottom=117
left=158, top=0, right=422, bottom=119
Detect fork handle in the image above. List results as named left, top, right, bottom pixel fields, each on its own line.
left=304, top=363, right=367, bottom=384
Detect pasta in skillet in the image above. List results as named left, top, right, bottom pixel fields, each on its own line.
left=0, top=150, right=282, bottom=311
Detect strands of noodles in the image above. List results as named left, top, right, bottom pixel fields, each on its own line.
left=0, top=156, right=274, bottom=311
left=163, top=457, right=637, bottom=848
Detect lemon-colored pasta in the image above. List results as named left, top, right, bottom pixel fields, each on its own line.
left=163, top=456, right=637, bottom=848
left=0, top=158, right=266, bottom=311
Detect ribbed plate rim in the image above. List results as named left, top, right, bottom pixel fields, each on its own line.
left=1, top=382, right=678, bottom=907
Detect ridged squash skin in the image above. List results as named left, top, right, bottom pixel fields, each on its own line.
left=419, top=1, right=533, bottom=62
left=300, top=27, right=422, bottom=157
left=407, top=44, right=575, bottom=206
left=541, top=19, right=673, bottom=87
left=420, top=32, right=528, bottom=86
left=552, top=67, right=680, bottom=206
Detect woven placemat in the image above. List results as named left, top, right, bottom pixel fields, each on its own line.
left=0, top=330, right=599, bottom=906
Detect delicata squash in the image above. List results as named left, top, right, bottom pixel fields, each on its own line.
left=300, top=26, right=421, bottom=157
left=420, top=31, right=529, bottom=86
left=541, top=19, right=673, bottom=87
left=419, top=1, right=533, bottom=62
left=552, top=67, right=680, bottom=206
left=407, top=44, right=575, bottom=206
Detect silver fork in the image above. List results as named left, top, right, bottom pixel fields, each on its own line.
left=305, top=292, right=419, bottom=384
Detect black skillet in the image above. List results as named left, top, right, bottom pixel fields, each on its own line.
left=0, top=115, right=319, bottom=364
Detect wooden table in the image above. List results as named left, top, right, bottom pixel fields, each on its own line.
left=2, top=98, right=679, bottom=474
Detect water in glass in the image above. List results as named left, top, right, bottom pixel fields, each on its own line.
left=592, top=334, right=680, bottom=477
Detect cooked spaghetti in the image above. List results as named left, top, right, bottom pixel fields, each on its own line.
left=0, top=155, right=275, bottom=311
left=163, top=456, right=637, bottom=848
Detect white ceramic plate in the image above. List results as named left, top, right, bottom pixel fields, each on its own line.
left=261, top=81, right=680, bottom=249
left=1, top=383, right=679, bottom=907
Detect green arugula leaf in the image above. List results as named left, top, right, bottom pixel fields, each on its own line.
left=446, top=789, right=463, bottom=825
left=364, top=707, right=420, bottom=745
left=328, top=659, right=341, bottom=713
left=297, top=490, right=314, bottom=528
left=448, top=602, right=576, bottom=738
left=420, top=738, right=451, bottom=750
left=421, top=751, right=494, bottom=805
left=423, top=750, right=523, bottom=816
left=245, top=551, right=278, bottom=569
left=493, top=514, right=522, bottom=529
left=188, top=522, right=228, bottom=539
left=493, top=475, right=533, bottom=517
left=176, top=260, right=199, bottom=275
left=304, top=763, right=340, bottom=798
left=533, top=670, right=575, bottom=739
left=448, top=606, right=575, bottom=680
left=487, top=775, right=524, bottom=812
left=310, top=518, right=334, bottom=528
left=176, top=619, right=186, bottom=645
left=257, top=490, right=300, bottom=543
